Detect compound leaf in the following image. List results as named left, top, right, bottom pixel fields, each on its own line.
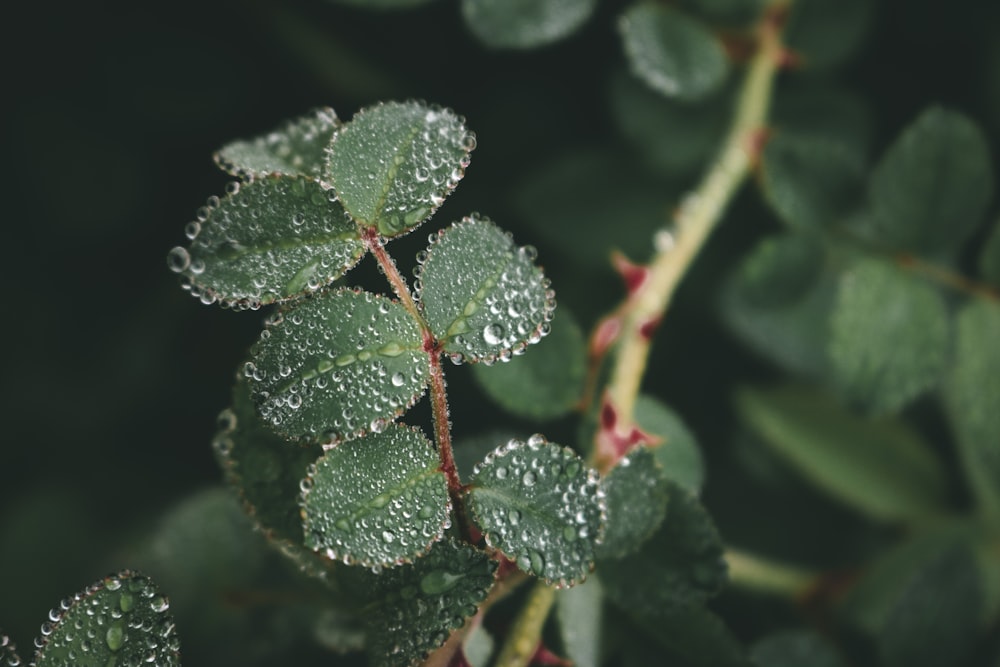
left=829, top=259, right=949, bottom=413
left=248, top=288, right=428, bottom=444
left=420, top=215, right=555, bottom=364
left=599, top=480, right=727, bottom=615
left=597, top=446, right=670, bottom=560
left=634, top=395, right=705, bottom=494
left=869, top=107, right=994, bottom=258
left=470, top=306, right=585, bottom=420
left=944, top=299, right=1000, bottom=516
left=461, top=0, right=598, bottom=49
left=761, top=134, right=865, bottom=230
left=168, top=175, right=365, bottom=308
left=363, top=539, right=497, bottom=667
left=619, top=3, right=729, bottom=102
left=301, top=425, right=450, bottom=567
left=214, top=107, right=341, bottom=181
left=467, top=436, right=605, bottom=586
left=736, top=385, right=948, bottom=522
left=327, top=101, right=475, bottom=237
left=33, top=571, right=180, bottom=667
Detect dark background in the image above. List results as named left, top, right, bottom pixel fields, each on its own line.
left=1, top=0, right=997, bottom=660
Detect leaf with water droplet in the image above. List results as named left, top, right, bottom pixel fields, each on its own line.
left=362, top=539, right=497, bottom=667
left=214, top=376, right=324, bottom=556
left=249, top=288, right=428, bottom=443
left=420, top=215, right=554, bottom=364
left=597, top=447, right=670, bottom=560
left=829, top=259, right=949, bottom=414
left=599, top=480, right=726, bottom=615
left=214, top=107, right=342, bottom=181
left=461, top=0, right=598, bottom=49
left=471, top=306, right=584, bottom=420
left=634, top=395, right=705, bottom=494
left=736, top=384, right=948, bottom=523
left=301, top=424, right=450, bottom=567
left=32, top=570, right=180, bottom=667
left=171, top=175, right=365, bottom=308
left=619, top=4, right=729, bottom=102
left=467, top=436, right=605, bottom=586
left=326, top=100, right=474, bottom=237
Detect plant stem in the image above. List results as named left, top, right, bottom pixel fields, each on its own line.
left=362, top=227, right=426, bottom=326
left=725, top=548, right=818, bottom=598
left=493, top=581, right=557, bottom=667
left=603, top=0, right=790, bottom=432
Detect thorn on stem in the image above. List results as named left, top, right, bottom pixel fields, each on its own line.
left=589, top=315, right=622, bottom=359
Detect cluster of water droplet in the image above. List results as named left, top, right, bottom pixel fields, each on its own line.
left=366, top=540, right=496, bottom=667
left=246, top=289, right=429, bottom=443
left=414, top=215, right=556, bottom=365
left=2, top=633, right=20, bottom=667
left=214, top=107, right=341, bottom=181
left=300, top=426, right=451, bottom=568
left=469, top=435, right=606, bottom=587
left=31, top=572, right=178, bottom=667
left=169, top=175, right=365, bottom=309
left=325, top=101, right=475, bottom=237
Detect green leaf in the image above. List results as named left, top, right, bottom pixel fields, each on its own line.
left=301, top=425, right=450, bottom=567
left=248, top=288, right=428, bottom=443
left=944, top=299, right=1000, bottom=516
left=681, top=0, right=764, bottom=25
left=829, top=259, right=949, bottom=413
left=630, top=605, right=746, bottom=667
left=1, top=633, right=21, bottom=667
left=599, top=480, right=727, bottom=615
left=214, top=377, right=323, bottom=549
left=419, top=215, right=555, bottom=364
left=313, top=607, right=366, bottom=654
left=467, top=436, right=605, bottom=586
left=869, top=107, right=994, bottom=258
left=772, top=84, right=872, bottom=159
left=555, top=577, right=603, bottom=667
left=619, top=4, right=730, bottom=102
left=979, top=220, right=1000, bottom=286
left=470, top=306, right=585, bottom=420
left=785, top=0, right=873, bottom=70
left=326, top=101, right=475, bottom=237
left=609, top=68, right=730, bottom=177
left=363, top=539, right=497, bottom=667
left=634, top=395, right=705, bottom=494
left=461, top=0, right=597, bottom=49
left=761, top=134, right=865, bottom=230
left=33, top=571, right=180, bottom=667
left=736, top=385, right=948, bottom=522
left=750, top=631, right=846, bottom=667
left=463, top=624, right=495, bottom=667
left=214, top=107, right=341, bottom=181
left=168, top=175, right=365, bottom=308
left=597, top=447, right=670, bottom=560
left=731, top=232, right=826, bottom=308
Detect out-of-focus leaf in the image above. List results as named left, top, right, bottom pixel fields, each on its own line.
left=598, top=447, right=670, bottom=560
left=363, top=540, right=497, bottom=667
left=750, top=630, right=846, bottom=667
left=214, top=107, right=341, bottom=181
left=463, top=624, right=494, bottom=667
left=33, top=571, right=179, bottom=667
left=301, top=425, right=450, bottom=567
left=979, top=220, right=1000, bottom=286
left=328, top=0, right=438, bottom=7
left=635, top=395, right=706, bottom=493
left=785, top=0, right=873, bottom=70
left=467, top=436, right=605, bottom=586
left=420, top=215, right=555, bottom=364
left=730, top=232, right=826, bottom=308
left=461, top=0, right=598, bottom=49
left=772, top=85, right=872, bottom=159
left=313, top=607, right=365, bottom=654
left=609, top=69, right=730, bottom=176
left=470, top=306, right=585, bottom=420
left=868, top=107, right=994, bottom=258
left=168, top=176, right=365, bottom=308
left=681, top=0, right=764, bottom=25
left=944, top=299, right=1000, bottom=516
left=326, top=101, right=474, bottom=237
left=556, top=576, right=603, bottom=667
left=619, top=3, right=730, bottom=102
left=829, top=259, right=949, bottom=413
left=736, top=385, right=948, bottom=522
left=761, top=135, right=865, bottom=230
left=247, top=288, right=428, bottom=444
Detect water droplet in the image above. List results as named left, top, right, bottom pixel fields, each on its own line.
left=522, top=471, right=536, bottom=487
left=482, top=323, right=503, bottom=346
left=167, top=247, right=190, bottom=273
left=420, top=570, right=463, bottom=595
left=106, top=623, right=124, bottom=651
left=382, top=530, right=395, bottom=543
left=391, top=372, right=405, bottom=387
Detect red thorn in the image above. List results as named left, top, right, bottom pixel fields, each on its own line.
left=496, top=557, right=520, bottom=579
left=595, top=393, right=659, bottom=467
left=600, top=400, right=617, bottom=431
left=531, top=643, right=572, bottom=667
left=747, top=127, right=772, bottom=161
left=612, top=251, right=649, bottom=297
left=778, top=48, right=803, bottom=69
left=638, top=316, right=662, bottom=341
left=467, top=523, right=484, bottom=546
left=589, top=315, right=622, bottom=359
